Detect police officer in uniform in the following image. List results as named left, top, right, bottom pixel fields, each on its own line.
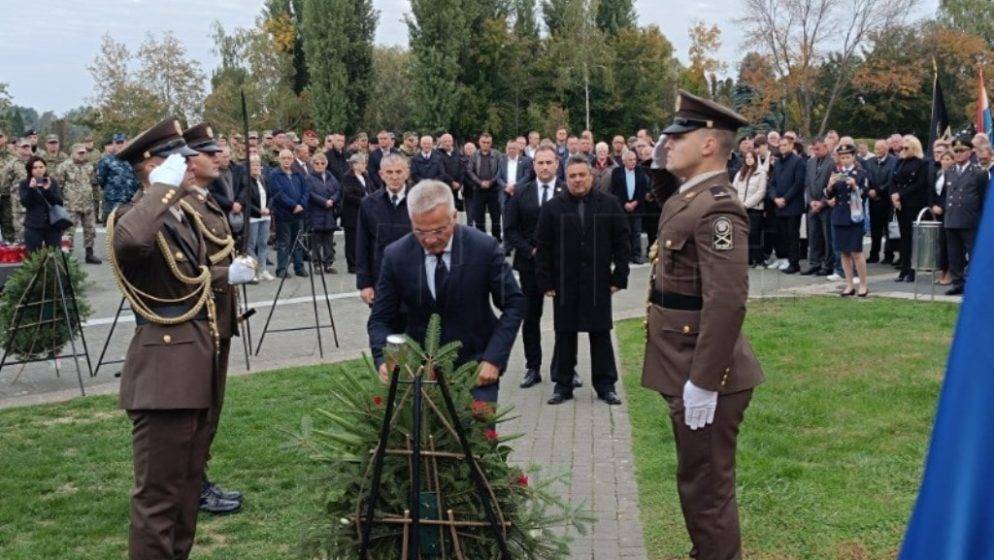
left=109, top=117, right=256, bottom=559
left=181, top=122, right=244, bottom=514
left=641, top=91, right=765, bottom=560
left=942, top=135, right=989, bottom=296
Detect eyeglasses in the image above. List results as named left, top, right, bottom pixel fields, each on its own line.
left=413, top=220, right=454, bottom=239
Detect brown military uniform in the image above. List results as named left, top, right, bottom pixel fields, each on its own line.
left=641, top=91, right=764, bottom=560
left=111, top=117, right=223, bottom=560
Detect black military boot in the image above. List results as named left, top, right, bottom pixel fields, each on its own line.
left=85, top=247, right=102, bottom=264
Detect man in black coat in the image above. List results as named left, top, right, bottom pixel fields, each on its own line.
left=410, top=135, right=447, bottom=183
left=466, top=133, right=502, bottom=240
left=503, top=146, right=564, bottom=389
left=323, top=133, right=349, bottom=183
left=768, top=136, right=806, bottom=273
left=368, top=180, right=526, bottom=404
left=863, top=139, right=898, bottom=263
left=368, top=130, right=399, bottom=191
left=609, top=150, right=650, bottom=263
left=437, top=133, right=464, bottom=208
left=536, top=155, right=630, bottom=406
left=356, top=153, right=413, bottom=323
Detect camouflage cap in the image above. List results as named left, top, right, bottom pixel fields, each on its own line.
left=182, top=122, right=223, bottom=154
left=71, top=143, right=87, bottom=153
left=248, top=130, right=259, bottom=139
left=117, top=116, right=199, bottom=165
left=46, top=134, right=60, bottom=143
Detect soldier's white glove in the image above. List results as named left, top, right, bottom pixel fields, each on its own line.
left=683, top=380, right=718, bottom=430
left=227, top=256, right=258, bottom=285
left=651, top=134, right=667, bottom=169
left=148, top=153, right=188, bottom=188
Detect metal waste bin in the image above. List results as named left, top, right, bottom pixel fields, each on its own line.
left=912, top=207, right=942, bottom=300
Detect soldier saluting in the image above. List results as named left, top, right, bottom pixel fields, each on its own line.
left=109, top=117, right=256, bottom=560
left=641, top=91, right=764, bottom=560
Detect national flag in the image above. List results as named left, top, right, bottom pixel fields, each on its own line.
left=899, top=167, right=994, bottom=557
left=978, top=67, right=992, bottom=144
left=928, top=66, right=950, bottom=159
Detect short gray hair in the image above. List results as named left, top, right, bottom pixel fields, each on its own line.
left=407, top=180, right=455, bottom=217
left=380, top=152, right=409, bottom=169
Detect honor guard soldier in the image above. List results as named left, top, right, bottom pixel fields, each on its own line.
left=109, top=117, right=256, bottom=560
left=942, top=134, right=989, bottom=296
left=641, top=90, right=765, bottom=560
left=181, top=122, right=245, bottom=514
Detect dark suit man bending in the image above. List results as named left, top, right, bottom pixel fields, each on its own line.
left=609, top=150, right=650, bottom=263
left=368, top=180, right=526, bottom=403
left=503, top=146, right=563, bottom=389
left=356, top=153, right=413, bottom=327
left=537, top=155, right=630, bottom=406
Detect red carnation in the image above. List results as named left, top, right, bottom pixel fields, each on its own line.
left=373, top=396, right=383, bottom=406
left=484, top=428, right=498, bottom=441
left=517, top=474, right=529, bottom=487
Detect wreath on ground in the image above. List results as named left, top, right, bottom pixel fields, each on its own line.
left=0, top=249, right=92, bottom=359
left=293, top=315, right=592, bottom=559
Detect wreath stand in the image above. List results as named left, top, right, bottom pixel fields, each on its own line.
left=254, top=228, right=339, bottom=357
left=0, top=250, right=93, bottom=396
left=357, top=336, right=511, bottom=560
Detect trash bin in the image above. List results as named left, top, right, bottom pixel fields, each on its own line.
left=912, top=208, right=941, bottom=272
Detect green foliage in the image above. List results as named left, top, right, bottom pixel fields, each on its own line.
left=595, top=0, right=636, bottom=35
left=407, top=0, right=470, bottom=133
left=293, top=314, right=590, bottom=558
left=938, top=0, right=994, bottom=50
left=0, top=249, right=92, bottom=359
left=363, top=47, right=417, bottom=132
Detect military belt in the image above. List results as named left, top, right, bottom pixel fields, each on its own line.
left=134, top=304, right=208, bottom=326
left=650, top=289, right=703, bottom=311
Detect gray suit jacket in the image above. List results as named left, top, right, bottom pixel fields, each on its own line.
left=805, top=156, right=834, bottom=204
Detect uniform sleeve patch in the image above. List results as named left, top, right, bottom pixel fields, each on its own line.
left=710, top=186, right=731, bottom=199
left=712, top=216, right=733, bottom=251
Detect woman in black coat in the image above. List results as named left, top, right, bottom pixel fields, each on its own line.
left=19, top=155, right=66, bottom=253
left=890, top=135, right=930, bottom=282
left=306, top=153, right=342, bottom=273
left=341, top=154, right=372, bottom=273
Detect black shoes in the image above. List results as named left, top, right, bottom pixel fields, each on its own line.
left=547, top=392, right=573, bottom=405
left=295, top=269, right=309, bottom=278
left=866, top=255, right=880, bottom=264
left=324, top=266, right=338, bottom=274
left=84, top=248, right=102, bottom=264
left=782, top=265, right=800, bottom=274
left=200, top=481, right=242, bottom=515
left=520, top=369, right=542, bottom=389
left=572, top=373, right=583, bottom=388
left=946, top=286, right=964, bottom=296
left=840, top=288, right=855, bottom=297
left=598, top=391, right=622, bottom=405
left=896, top=272, right=907, bottom=282
left=800, top=267, right=820, bottom=276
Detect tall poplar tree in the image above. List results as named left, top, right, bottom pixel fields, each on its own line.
left=406, top=0, right=469, bottom=133
left=595, top=0, right=635, bottom=34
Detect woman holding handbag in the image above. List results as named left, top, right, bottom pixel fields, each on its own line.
left=824, top=143, right=870, bottom=297
left=19, top=155, right=68, bottom=253
left=890, top=135, right=930, bottom=283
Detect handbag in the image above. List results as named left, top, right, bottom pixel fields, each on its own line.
left=848, top=189, right=864, bottom=223
left=228, top=210, right=245, bottom=234
left=888, top=215, right=901, bottom=240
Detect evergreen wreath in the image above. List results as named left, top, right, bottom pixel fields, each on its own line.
left=0, top=249, right=92, bottom=359
left=293, top=315, right=592, bottom=559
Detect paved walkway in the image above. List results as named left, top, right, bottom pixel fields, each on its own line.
left=0, top=228, right=961, bottom=559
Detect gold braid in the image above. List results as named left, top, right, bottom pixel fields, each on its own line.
left=645, top=240, right=659, bottom=336
left=105, top=207, right=220, bottom=353
left=179, top=199, right=235, bottom=264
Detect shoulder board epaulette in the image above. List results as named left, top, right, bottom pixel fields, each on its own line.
left=710, top=185, right=732, bottom=200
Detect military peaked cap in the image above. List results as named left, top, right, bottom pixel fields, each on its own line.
left=117, top=116, right=198, bottom=165
left=183, top=123, right=223, bottom=154
left=663, top=90, right=749, bottom=135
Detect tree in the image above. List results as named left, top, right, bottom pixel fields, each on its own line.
left=302, top=0, right=377, bottom=134
left=595, top=0, right=635, bottom=35
left=406, top=0, right=471, bottom=133
left=136, top=32, right=207, bottom=124
left=600, top=25, right=679, bottom=136
left=681, top=22, right=724, bottom=97
left=739, top=0, right=917, bottom=137
left=363, top=47, right=417, bottom=132
left=264, top=0, right=308, bottom=94
left=86, top=34, right=164, bottom=140
left=512, top=0, right=540, bottom=40
left=939, top=0, right=994, bottom=51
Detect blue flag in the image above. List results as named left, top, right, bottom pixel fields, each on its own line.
left=900, top=180, right=994, bottom=557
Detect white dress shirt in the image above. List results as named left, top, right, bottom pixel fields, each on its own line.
left=506, top=157, right=519, bottom=186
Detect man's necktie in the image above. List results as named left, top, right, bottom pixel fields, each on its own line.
left=434, top=254, right=448, bottom=303
left=577, top=199, right=586, bottom=228
left=391, top=194, right=399, bottom=206
left=541, top=184, right=550, bottom=204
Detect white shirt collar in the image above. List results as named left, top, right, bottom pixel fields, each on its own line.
left=678, top=169, right=727, bottom=193
left=387, top=187, right=406, bottom=204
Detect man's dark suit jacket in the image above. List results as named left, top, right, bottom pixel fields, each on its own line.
left=368, top=147, right=400, bottom=190
left=355, top=187, right=411, bottom=290
left=496, top=155, right=534, bottom=192
left=768, top=151, right=807, bottom=216
left=411, top=150, right=448, bottom=184
left=503, top=179, right=563, bottom=271
left=608, top=166, right=649, bottom=208
left=368, top=225, right=526, bottom=372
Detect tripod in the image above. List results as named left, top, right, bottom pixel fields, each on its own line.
left=254, top=226, right=339, bottom=357
left=0, top=249, right=93, bottom=396
left=358, top=342, right=511, bottom=559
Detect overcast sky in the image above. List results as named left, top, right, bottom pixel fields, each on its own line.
left=1, top=0, right=939, bottom=115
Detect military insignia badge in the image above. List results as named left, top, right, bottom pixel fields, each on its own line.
left=713, top=217, right=733, bottom=251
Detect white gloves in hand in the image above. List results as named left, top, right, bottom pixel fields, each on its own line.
left=683, top=379, right=718, bottom=430
left=148, top=153, right=188, bottom=188
left=227, top=256, right=258, bottom=285
left=651, top=134, right=667, bottom=169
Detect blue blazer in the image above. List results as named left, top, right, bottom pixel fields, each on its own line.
left=268, top=169, right=309, bottom=221
left=368, top=225, right=526, bottom=372
left=769, top=152, right=807, bottom=216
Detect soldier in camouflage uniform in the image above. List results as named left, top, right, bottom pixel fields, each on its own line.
left=41, top=134, right=69, bottom=168
left=1, top=138, right=32, bottom=242
left=96, top=136, right=139, bottom=223
left=54, top=144, right=102, bottom=264
left=0, top=131, right=16, bottom=239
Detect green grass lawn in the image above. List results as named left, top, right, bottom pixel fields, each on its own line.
left=616, top=296, right=959, bottom=560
